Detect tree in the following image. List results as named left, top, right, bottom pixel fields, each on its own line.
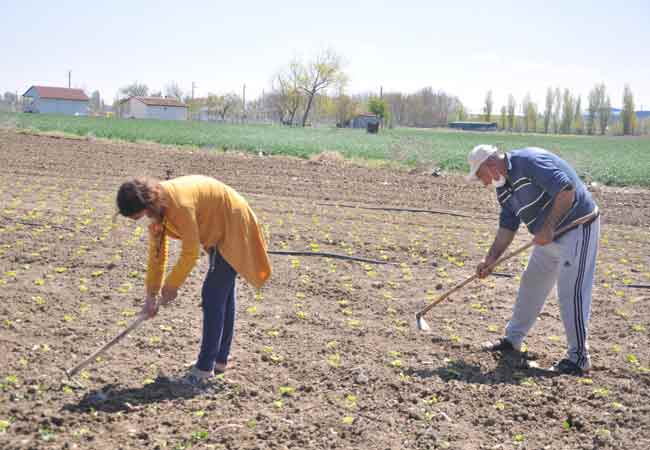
left=507, top=94, right=516, bottom=131
left=297, top=49, right=346, bottom=127
left=573, top=96, right=584, bottom=134
left=164, top=81, right=184, bottom=100
left=587, top=85, right=601, bottom=135
left=334, top=91, right=358, bottom=127
left=560, top=89, right=574, bottom=134
left=150, top=90, right=163, bottom=97
left=206, top=93, right=239, bottom=121
left=483, top=90, right=493, bottom=122
left=598, top=94, right=611, bottom=135
left=552, top=87, right=561, bottom=134
left=525, top=97, right=538, bottom=133
left=3, top=91, right=17, bottom=103
left=621, top=84, right=636, bottom=135
left=119, top=81, right=148, bottom=98
left=368, top=97, right=389, bottom=127
left=272, top=61, right=303, bottom=125
left=543, top=87, right=553, bottom=133
left=500, top=105, right=507, bottom=130
left=521, top=93, right=531, bottom=132
left=89, top=90, right=102, bottom=112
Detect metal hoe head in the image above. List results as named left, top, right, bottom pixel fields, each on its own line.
left=415, top=313, right=430, bottom=332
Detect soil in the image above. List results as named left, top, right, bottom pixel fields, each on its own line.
left=1, top=129, right=649, bottom=450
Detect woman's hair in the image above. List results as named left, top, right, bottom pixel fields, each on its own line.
left=116, top=177, right=165, bottom=219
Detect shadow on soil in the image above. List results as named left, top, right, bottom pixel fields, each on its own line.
left=406, top=351, right=559, bottom=385
left=63, top=376, right=225, bottom=414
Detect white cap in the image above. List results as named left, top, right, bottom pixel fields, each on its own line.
left=466, top=144, right=498, bottom=181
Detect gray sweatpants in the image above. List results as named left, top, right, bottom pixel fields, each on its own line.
left=505, top=217, right=600, bottom=369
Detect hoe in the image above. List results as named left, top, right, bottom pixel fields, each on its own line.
left=416, top=209, right=599, bottom=331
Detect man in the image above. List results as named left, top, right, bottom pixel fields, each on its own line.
left=467, top=145, right=600, bottom=375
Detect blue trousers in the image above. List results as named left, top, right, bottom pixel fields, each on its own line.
left=196, top=249, right=237, bottom=372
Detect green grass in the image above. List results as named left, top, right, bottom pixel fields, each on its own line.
left=2, top=112, right=649, bottom=186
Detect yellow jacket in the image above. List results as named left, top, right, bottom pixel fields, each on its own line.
left=145, top=175, right=271, bottom=293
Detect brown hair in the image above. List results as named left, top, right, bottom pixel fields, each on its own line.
left=116, top=177, right=166, bottom=221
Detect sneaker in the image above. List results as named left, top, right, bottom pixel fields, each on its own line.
left=482, top=338, right=516, bottom=352
left=549, top=358, right=586, bottom=376
left=179, top=366, right=214, bottom=386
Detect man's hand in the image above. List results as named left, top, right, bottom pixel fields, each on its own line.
left=141, top=295, right=159, bottom=319
left=160, top=286, right=178, bottom=306
left=533, top=225, right=554, bottom=246
left=477, top=256, right=497, bottom=279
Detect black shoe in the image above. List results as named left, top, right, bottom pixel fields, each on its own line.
left=549, top=358, right=584, bottom=376
left=482, top=338, right=516, bottom=352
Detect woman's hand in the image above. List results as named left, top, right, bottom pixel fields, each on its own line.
left=141, top=295, right=159, bottom=319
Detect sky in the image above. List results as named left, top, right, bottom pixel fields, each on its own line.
left=2, top=0, right=649, bottom=113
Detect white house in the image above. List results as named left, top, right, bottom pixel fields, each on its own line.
left=119, top=96, right=187, bottom=120
left=22, top=86, right=89, bottom=115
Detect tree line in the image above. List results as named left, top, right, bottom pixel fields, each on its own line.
left=484, top=83, right=644, bottom=136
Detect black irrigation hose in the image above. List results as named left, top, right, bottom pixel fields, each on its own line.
left=316, top=202, right=490, bottom=219
left=267, top=250, right=390, bottom=265
left=623, top=284, right=650, bottom=289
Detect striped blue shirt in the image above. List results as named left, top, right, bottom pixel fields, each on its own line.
left=497, top=148, right=597, bottom=234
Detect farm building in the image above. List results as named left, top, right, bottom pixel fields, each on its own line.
left=449, top=121, right=498, bottom=131
left=119, top=96, right=187, bottom=120
left=348, top=113, right=379, bottom=129
left=22, top=86, right=89, bottom=115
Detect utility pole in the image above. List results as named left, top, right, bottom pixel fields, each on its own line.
left=380, top=85, right=383, bottom=99
left=68, top=71, right=71, bottom=88
left=191, top=82, right=196, bottom=100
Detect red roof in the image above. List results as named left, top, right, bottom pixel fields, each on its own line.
left=125, top=96, right=186, bottom=107
left=25, top=86, right=89, bottom=101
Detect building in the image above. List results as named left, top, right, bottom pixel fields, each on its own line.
left=22, top=86, right=89, bottom=115
left=119, top=96, right=187, bottom=120
left=449, top=121, right=498, bottom=131
left=348, top=113, right=379, bottom=129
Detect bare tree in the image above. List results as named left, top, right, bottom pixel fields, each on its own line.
left=164, top=81, right=184, bottom=100
left=298, top=49, right=346, bottom=127
left=119, top=81, right=149, bottom=98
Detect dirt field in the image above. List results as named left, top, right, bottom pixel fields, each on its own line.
left=1, top=130, right=649, bottom=450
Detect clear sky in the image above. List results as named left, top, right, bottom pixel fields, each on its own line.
left=2, top=0, right=648, bottom=113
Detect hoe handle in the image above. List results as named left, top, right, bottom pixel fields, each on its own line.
left=416, top=208, right=599, bottom=319
left=66, top=313, right=146, bottom=378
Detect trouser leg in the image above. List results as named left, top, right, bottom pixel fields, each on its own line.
left=505, top=243, right=561, bottom=349
left=557, top=218, right=600, bottom=369
left=196, top=249, right=237, bottom=372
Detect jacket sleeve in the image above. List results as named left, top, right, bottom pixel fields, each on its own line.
left=163, top=205, right=201, bottom=289
left=145, top=224, right=168, bottom=296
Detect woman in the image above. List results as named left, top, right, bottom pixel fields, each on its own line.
left=116, top=175, right=271, bottom=385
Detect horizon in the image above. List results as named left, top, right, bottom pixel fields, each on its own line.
left=1, top=1, right=648, bottom=113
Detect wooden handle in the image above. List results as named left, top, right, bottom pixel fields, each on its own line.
left=66, top=314, right=146, bottom=377
left=416, top=209, right=599, bottom=318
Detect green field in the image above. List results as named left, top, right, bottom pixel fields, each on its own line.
left=2, top=112, right=649, bottom=186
